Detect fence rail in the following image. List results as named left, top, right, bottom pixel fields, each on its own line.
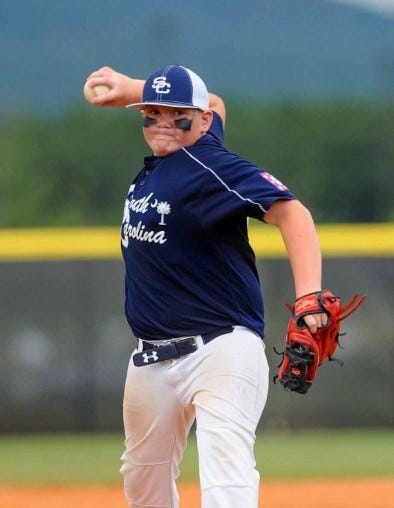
left=0, top=223, right=393, bottom=261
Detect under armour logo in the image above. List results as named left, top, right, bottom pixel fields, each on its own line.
left=142, top=351, right=159, bottom=363
left=152, top=76, right=172, bottom=94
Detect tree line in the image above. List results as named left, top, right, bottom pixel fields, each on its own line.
left=1, top=100, right=393, bottom=227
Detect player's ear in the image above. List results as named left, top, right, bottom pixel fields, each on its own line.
left=200, top=109, right=213, bottom=134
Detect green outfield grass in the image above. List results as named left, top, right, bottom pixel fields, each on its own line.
left=0, top=429, right=392, bottom=485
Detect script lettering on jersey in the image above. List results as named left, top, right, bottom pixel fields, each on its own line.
left=123, top=221, right=166, bottom=245
left=129, top=192, right=154, bottom=214
left=121, top=189, right=171, bottom=248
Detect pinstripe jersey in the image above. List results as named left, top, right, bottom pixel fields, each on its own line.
left=121, top=113, right=295, bottom=341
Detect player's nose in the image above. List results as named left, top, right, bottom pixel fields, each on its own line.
left=156, top=119, right=172, bottom=129
left=156, top=112, right=176, bottom=127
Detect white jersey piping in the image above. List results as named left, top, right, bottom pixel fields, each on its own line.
left=182, top=147, right=267, bottom=214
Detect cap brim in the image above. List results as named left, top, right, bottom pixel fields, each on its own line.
left=126, top=101, right=203, bottom=110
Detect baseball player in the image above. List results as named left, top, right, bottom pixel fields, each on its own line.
left=85, top=65, right=326, bottom=508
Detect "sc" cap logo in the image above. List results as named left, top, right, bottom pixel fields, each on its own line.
left=152, top=76, right=172, bottom=94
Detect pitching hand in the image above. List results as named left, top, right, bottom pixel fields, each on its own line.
left=84, top=66, right=141, bottom=107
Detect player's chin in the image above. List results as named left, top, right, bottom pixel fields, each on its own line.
left=152, top=141, right=180, bottom=157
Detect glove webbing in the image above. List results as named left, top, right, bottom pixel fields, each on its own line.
left=274, top=344, right=315, bottom=394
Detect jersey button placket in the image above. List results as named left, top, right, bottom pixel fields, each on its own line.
left=140, top=168, right=151, bottom=186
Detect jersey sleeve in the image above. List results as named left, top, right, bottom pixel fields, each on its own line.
left=198, top=151, right=296, bottom=225
left=207, top=111, right=224, bottom=145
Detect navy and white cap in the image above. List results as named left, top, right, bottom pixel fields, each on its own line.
left=127, top=65, right=209, bottom=111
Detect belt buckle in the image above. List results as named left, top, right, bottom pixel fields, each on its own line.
left=190, top=336, right=198, bottom=351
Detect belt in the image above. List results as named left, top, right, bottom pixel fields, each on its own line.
left=133, top=326, right=234, bottom=367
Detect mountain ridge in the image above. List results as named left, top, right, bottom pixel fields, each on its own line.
left=2, top=0, right=394, bottom=115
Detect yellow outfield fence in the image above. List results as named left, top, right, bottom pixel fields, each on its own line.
left=0, top=223, right=393, bottom=262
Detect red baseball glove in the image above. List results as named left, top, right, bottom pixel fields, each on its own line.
left=275, top=290, right=366, bottom=394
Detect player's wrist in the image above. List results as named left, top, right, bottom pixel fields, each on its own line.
left=125, top=78, right=146, bottom=105
left=295, top=289, right=322, bottom=300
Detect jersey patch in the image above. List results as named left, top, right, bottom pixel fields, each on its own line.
left=259, top=171, right=288, bottom=192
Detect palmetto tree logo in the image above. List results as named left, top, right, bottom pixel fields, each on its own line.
left=156, top=201, right=171, bottom=225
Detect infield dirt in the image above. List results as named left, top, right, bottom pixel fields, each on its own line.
left=0, top=478, right=392, bottom=508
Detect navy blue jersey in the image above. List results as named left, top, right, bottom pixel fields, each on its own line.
left=121, top=113, right=296, bottom=340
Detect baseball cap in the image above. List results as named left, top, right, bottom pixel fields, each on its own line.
left=126, top=65, right=209, bottom=111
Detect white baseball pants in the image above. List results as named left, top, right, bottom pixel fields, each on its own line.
left=120, top=326, right=269, bottom=508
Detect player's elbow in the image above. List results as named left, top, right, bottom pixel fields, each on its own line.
left=264, top=198, right=312, bottom=228
left=209, top=93, right=226, bottom=124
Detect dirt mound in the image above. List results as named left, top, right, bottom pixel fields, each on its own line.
left=0, top=478, right=392, bottom=508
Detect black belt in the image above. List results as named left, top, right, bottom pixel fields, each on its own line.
left=133, top=326, right=234, bottom=367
